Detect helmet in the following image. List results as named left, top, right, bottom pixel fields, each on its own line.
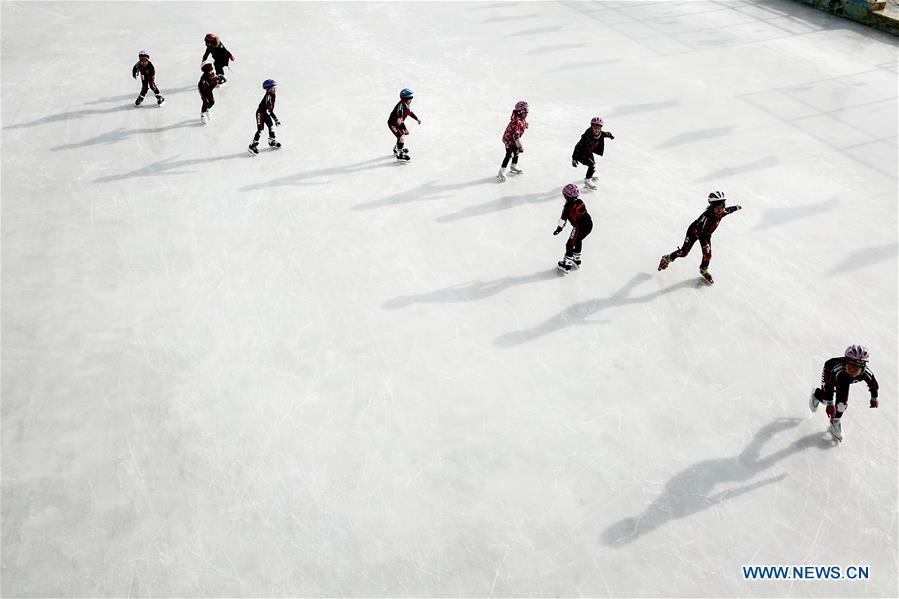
left=201, top=62, right=214, bottom=73
left=400, top=88, right=414, bottom=100
left=263, top=79, right=277, bottom=89
left=514, top=100, right=529, bottom=112
left=138, top=50, right=150, bottom=59
left=591, top=116, right=604, bottom=126
left=562, top=183, right=580, bottom=200
left=844, top=344, right=870, bottom=366
left=204, top=33, right=218, bottom=45
left=708, top=190, right=727, bottom=204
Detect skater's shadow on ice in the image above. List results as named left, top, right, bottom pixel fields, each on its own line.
left=653, top=126, right=736, bottom=150
left=83, top=85, right=196, bottom=105
left=482, top=13, right=539, bottom=23
left=755, top=197, right=839, bottom=230
left=353, top=177, right=494, bottom=211
left=4, top=104, right=134, bottom=130
left=601, top=418, right=834, bottom=547
left=549, top=59, right=620, bottom=72
left=827, top=241, right=898, bottom=276
left=383, top=268, right=559, bottom=309
left=436, top=188, right=556, bottom=223
left=695, top=156, right=779, bottom=183
left=506, top=26, right=562, bottom=36
left=240, top=157, right=389, bottom=191
left=94, top=153, right=247, bottom=183
left=493, top=273, right=697, bottom=347
left=51, top=120, right=197, bottom=151
left=526, top=43, right=587, bottom=54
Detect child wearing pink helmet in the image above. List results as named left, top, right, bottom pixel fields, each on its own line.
left=497, top=101, right=529, bottom=182
left=571, top=116, right=614, bottom=190
left=553, top=183, right=593, bottom=274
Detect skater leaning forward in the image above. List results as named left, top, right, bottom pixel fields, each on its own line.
left=198, top=63, right=218, bottom=124
left=132, top=50, right=164, bottom=106
left=571, top=117, right=614, bottom=190
left=388, top=88, right=421, bottom=161
left=553, top=183, right=593, bottom=274
left=497, top=101, right=528, bottom=182
left=809, top=345, right=879, bottom=442
left=202, top=33, right=235, bottom=85
left=248, top=80, right=281, bottom=155
left=657, top=191, right=742, bottom=284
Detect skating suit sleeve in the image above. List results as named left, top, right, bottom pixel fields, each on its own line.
left=132, top=62, right=140, bottom=78
left=388, top=101, right=405, bottom=127
left=202, top=47, right=212, bottom=62
left=862, top=367, right=879, bottom=399
left=572, top=129, right=591, bottom=160
left=560, top=199, right=589, bottom=227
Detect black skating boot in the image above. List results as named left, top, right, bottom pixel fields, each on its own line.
left=248, top=142, right=259, bottom=155
left=268, top=137, right=281, bottom=149
left=134, top=95, right=144, bottom=107
left=156, top=95, right=165, bottom=106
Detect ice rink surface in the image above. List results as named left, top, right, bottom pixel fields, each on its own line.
left=2, top=1, right=897, bottom=596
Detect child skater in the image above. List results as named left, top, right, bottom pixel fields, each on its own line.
left=809, top=345, right=879, bottom=442
left=132, top=50, right=164, bottom=107
left=571, top=117, right=614, bottom=190
left=388, top=88, right=421, bottom=162
left=198, top=63, right=218, bottom=124
left=202, top=33, right=235, bottom=85
left=657, top=191, right=742, bottom=284
left=248, top=79, right=281, bottom=155
left=553, top=183, right=593, bottom=274
left=497, top=101, right=528, bottom=182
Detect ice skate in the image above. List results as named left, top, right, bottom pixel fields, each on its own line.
left=268, top=137, right=281, bottom=149
left=248, top=142, right=259, bottom=156
left=200, top=112, right=209, bottom=125
left=829, top=418, right=843, bottom=442
left=497, top=167, right=506, bottom=182
left=699, top=267, right=714, bottom=285
left=572, top=253, right=582, bottom=269
left=156, top=95, right=165, bottom=106
left=509, top=164, right=523, bottom=175
left=134, top=95, right=144, bottom=107
left=217, top=75, right=227, bottom=85
left=658, top=255, right=671, bottom=271
left=557, top=256, right=573, bottom=275
left=584, top=178, right=597, bottom=190
left=809, top=389, right=820, bottom=413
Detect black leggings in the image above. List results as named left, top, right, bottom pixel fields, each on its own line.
left=566, top=218, right=594, bottom=257
left=501, top=145, right=520, bottom=168
left=576, top=156, right=596, bottom=179
left=667, top=229, right=712, bottom=269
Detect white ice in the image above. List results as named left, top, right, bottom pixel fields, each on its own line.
left=2, top=1, right=897, bottom=596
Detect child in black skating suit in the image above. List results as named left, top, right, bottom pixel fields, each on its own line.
left=571, top=116, right=614, bottom=190
left=657, top=191, right=742, bottom=284
left=388, top=88, right=421, bottom=161
left=553, top=183, right=593, bottom=274
left=809, top=345, right=879, bottom=442
left=248, top=80, right=280, bottom=155
left=202, top=33, right=235, bottom=85
left=132, top=50, right=164, bottom=106
left=198, top=63, right=218, bottom=124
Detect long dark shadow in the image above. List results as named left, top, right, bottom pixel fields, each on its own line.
left=83, top=85, right=197, bottom=105
left=51, top=120, right=197, bottom=151
left=240, top=157, right=391, bottom=191
left=827, top=241, right=898, bottom=276
left=754, top=197, right=839, bottom=230
left=382, top=268, right=559, bottom=309
left=94, top=153, right=247, bottom=183
left=494, top=273, right=700, bottom=347
left=601, top=418, right=833, bottom=547
left=436, top=188, right=557, bottom=223
left=353, top=177, right=494, bottom=211
left=695, top=156, right=779, bottom=182
left=654, top=126, right=736, bottom=150
left=4, top=105, right=135, bottom=130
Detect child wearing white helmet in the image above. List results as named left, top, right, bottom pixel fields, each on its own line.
left=809, top=345, right=879, bottom=442
left=131, top=50, right=164, bottom=107
left=657, top=191, right=742, bottom=284
left=571, top=116, right=614, bottom=190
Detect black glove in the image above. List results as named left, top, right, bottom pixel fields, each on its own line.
left=274, top=118, right=281, bottom=127
left=553, top=227, right=563, bottom=236
left=608, top=133, right=615, bottom=139
left=517, top=147, right=524, bottom=154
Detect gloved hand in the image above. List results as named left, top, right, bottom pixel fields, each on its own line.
left=825, top=403, right=836, bottom=417
left=571, top=159, right=578, bottom=167
left=133, top=73, right=138, bottom=79
left=608, top=133, right=615, bottom=139
left=229, top=54, right=235, bottom=61
left=553, top=226, right=563, bottom=236
left=517, top=147, right=524, bottom=154
left=416, top=117, right=421, bottom=124
left=733, top=205, right=742, bottom=210
left=274, top=118, right=281, bottom=127
left=870, top=398, right=879, bottom=408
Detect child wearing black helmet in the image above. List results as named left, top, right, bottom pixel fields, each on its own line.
left=809, top=345, right=879, bottom=442
left=248, top=80, right=281, bottom=155
left=198, top=63, right=218, bottom=125
left=131, top=50, right=164, bottom=107
left=571, top=116, right=614, bottom=190
left=388, top=88, right=421, bottom=162
left=553, top=183, right=593, bottom=274
left=657, top=191, right=742, bottom=284
left=202, top=33, right=235, bottom=85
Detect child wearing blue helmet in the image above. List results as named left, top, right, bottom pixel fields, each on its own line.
left=388, top=88, right=421, bottom=161
left=249, top=79, right=281, bottom=155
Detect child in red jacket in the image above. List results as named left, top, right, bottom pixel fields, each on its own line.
left=497, top=101, right=528, bottom=182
